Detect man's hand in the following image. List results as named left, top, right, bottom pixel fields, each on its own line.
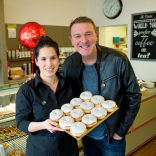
left=112, top=133, right=122, bottom=140
left=23, top=73, right=36, bottom=84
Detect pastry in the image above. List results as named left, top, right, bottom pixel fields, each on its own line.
left=49, top=109, right=64, bottom=122
left=91, top=106, right=107, bottom=119
left=82, top=114, right=97, bottom=128
left=102, top=100, right=117, bottom=112
left=91, top=95, right=104, bottom=107
left=59, top=116, right=74, bottom=130
left=70, top=109, right=84, bottom=122
left=61, top=103, right=73, bottom=115
left=80, top=102, right=94, bottom=114
left=70, top=122, right=87, bottom=137
left=80, top=91, right=92, bottom=102
left=70, top=98, right=82, bottom=108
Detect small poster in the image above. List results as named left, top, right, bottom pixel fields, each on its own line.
left=131, top=11, right=156, bottom=60
left=8, top=24, right=17, bottom=38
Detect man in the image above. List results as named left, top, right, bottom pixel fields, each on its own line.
left=62, top=16, right=141, bottom=156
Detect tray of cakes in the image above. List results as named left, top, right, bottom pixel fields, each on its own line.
left=0, top=124, right=25, bottom=143
left=49, top=91, right=119, bottom=140
left=0, top=104, right=16, bottom=118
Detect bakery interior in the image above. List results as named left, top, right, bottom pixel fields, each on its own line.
left=0, top=0, right=156, bottom=156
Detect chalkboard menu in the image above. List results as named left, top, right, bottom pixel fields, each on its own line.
left=131, top=11, right=156, bottom=60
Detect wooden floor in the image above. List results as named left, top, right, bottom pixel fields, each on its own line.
left=129, top=137, right=156, bottom=156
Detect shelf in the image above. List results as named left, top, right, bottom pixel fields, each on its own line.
left=7, top=58, right=32, bottom=62
left=59, top=56, right=66, bottom=59
left=0, top=115, right=15, bottom=121
left=0, top=88, right=19, bottom=96
left=1, top=134, right=28, bottom=155
left=0, top=133, right=27, bottom=144
left=0, top=122, right=26, bottom=144
left=0, top=82, right=23, bottom=91
left=113, top=43, right=124, bottom=44
left=8, top=57, right=66, bottom=60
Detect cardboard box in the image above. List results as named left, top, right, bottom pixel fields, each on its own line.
left=10, top=69, right=23, bottom=76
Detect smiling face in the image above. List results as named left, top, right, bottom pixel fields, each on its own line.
left=69, top=22, right=97, bottom=59
left=35, top=46, right=59, bottom=79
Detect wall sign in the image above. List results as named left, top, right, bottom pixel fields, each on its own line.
left=7, top=24, right=17, bottom=38
left=131, top=11, right=156, bottom=60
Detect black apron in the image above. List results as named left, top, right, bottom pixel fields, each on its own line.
left=26, top=132, right=79, bottom=156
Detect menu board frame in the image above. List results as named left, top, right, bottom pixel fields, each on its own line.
left=131, top=11, right=156, bottom=61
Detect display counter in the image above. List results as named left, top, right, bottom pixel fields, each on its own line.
left=0, top=81, right=83, bottom=156
left=0, top=81, right=155, bottom=156
left=126, top=87, right=156, bottom=155
left=0, top=84, right=28, bottom=156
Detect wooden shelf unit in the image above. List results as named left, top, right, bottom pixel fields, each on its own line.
left=7, top=58, right=32, bottom=62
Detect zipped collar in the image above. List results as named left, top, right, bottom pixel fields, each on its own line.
left=96, top=45, right=102, bottom=65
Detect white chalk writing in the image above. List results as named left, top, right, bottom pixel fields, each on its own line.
left=149, top=22, right=156, bottom=28
left=135, top=37, right=154, bottom=48
left=137, top=52, right=151, bottom=58
left=134, top=23, right=148, bottom=29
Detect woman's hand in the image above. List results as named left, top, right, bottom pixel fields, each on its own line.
left=28, top=119, right=63, bottom=133
left=43, top=119, right=63, bottom=133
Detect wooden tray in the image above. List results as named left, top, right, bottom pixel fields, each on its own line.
left=59, top=106, right=119, bottom=140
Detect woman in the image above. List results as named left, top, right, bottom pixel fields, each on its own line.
left=16, top=36, right=79, bottom=156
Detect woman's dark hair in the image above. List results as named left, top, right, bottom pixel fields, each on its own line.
left=33, top=36, right=60, bottom=60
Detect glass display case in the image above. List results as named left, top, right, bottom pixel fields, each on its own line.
left=0, top=83, right=27, bottom=156
left=0, top=82, right=83, bottom=156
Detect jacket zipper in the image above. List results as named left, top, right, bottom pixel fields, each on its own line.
left=94, top=63, right=101, bottom=95
left=102, top=75, right=117, bottom=85
left=102, top=75, right=117, bottom=143
left=79, top=63, right=83, bottom=92
left=104, top=121, right=110, bottom=143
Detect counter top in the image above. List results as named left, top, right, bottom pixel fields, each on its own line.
left=141, top=87, right=156, bottom=101
left=0, top=77, right=29, bottom=91
left=8, top=76, right=28, bottom=84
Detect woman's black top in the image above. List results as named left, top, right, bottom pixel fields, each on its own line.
left=16, top=71, right=75, bottom=136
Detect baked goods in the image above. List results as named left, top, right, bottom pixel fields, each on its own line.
left=70, top=122, right=87, bottom=137
left=70, top=98, right=82, bottom=108
left=49, top=109, right=64, bottom=122
left=80, top=102, right=94, bottom=114
left=102, top=100, right=117, bottom=112
left=70, top=109, right=84, bottom=122
left=91, top=95, right=104, bottom=107
left=0, top=134, right=6, bottom=140
left=82, top=114, right=97, bottom=128
left=0, top=108, right=15, bottom=117
left=2, top=142, right=8, bottom=150
left=91, top=106, right=107, bottom=119
left=59, top=116, right=74, bottom=130
left=80, top=91, right=92, bottom=102
left=6, top=149, right=21, bottom=156
left=61, top=103, right=73, bottom=115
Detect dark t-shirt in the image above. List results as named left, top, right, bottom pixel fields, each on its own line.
left=82, top=64, right=106, bottom=140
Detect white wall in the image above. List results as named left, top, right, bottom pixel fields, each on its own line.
left=88, top=0, right=156, bottom=82
left=104, top=26, right=127, bottom=48
left=3, top=0, right=156, bottom=81
left=4, top=0, right=88, bottom=26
